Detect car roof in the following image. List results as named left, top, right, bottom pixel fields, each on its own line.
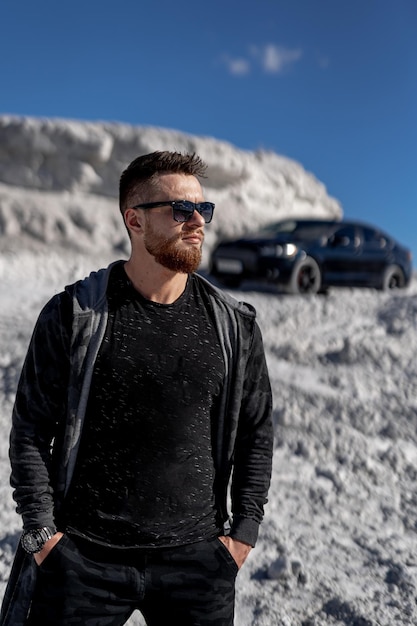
left=270, top=218, right=389, bottom=233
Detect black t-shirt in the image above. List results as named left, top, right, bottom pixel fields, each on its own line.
left=63, top=264, right=225, bottom=548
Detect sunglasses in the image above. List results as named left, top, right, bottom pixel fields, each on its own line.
left=132, top=200, right=215, bottom=224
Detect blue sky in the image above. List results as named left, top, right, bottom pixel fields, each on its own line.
left=1, top=0, right=416, bottom=263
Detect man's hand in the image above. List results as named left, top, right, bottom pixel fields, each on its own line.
left=33, top=531, right=64, bottom=566
left=218, top=536, right=252, bottom=569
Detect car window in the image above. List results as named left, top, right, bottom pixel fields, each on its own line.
left=292, top=225, right=333, bottom=240
left=259, top=221, right=333, bottom=240
left=329, top=226, right=357, bottom=247
left=362, top=227, right=387, bottom=249
left=258, top=220, right=298, bottom=236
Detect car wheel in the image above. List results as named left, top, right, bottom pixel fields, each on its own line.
left=288, top=256, right=322, bottom=294
left=382, top=265, right=405, bottom=290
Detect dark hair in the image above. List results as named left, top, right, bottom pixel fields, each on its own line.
left=119, top=151, right=207, bottom=215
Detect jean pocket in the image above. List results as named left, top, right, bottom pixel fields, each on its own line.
left=38, top=533, right=69, bottom=568
left=214, top=538, right=239, bottom=575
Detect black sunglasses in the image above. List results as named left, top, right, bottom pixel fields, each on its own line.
left=132, top=200, right=215, bottom=224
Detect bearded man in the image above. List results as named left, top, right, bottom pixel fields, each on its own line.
left=1, top=151, right=273, bottom=626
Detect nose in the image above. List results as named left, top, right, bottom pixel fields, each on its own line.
left=186, top=208, right=205, bottom=228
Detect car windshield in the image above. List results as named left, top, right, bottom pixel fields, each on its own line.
left=258, top=220, right=334, bottom=240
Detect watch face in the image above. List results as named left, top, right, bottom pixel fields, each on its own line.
left=22, top=532, right=40, bottom=553
left=21, top=528, right=53, bottom=554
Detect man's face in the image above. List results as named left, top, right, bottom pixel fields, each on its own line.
left=140, top=173, right=206, bottom=274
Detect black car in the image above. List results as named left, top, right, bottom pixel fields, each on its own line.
left=210, top=219, right=413, bottom=294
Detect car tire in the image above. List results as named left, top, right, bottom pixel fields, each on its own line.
left=288, top=256, right=322, bottom=294
left=381, top=265, right=405, bottom=290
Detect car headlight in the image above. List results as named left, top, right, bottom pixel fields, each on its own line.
left=260, top=243, right=298, bottom=257
left=282, top=243, right=297, bottom=257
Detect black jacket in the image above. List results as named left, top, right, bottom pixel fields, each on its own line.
left=1, top=263, right=273, bottom=625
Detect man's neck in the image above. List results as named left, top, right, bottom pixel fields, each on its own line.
left=124, top=259, right=189, bottom=304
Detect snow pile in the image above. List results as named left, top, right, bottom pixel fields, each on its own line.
left=1, top=116, right=417, bottom=625
left=0, top=115, right=342, bottom=263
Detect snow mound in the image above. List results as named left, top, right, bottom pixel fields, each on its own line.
left=0, top=115, right=342, bottom=260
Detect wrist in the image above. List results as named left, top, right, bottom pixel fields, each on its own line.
left=21, top=526, right=57, bottom=554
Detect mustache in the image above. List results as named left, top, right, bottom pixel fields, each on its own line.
left=181, top=226, right=204, bottom=238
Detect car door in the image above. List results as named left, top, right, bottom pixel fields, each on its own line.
left=356, top=226, right=390, bottom=286
left=322, top=225, right=363, bottom=285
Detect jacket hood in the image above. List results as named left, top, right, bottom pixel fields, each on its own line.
left=66, top=260, right=257, bottom=320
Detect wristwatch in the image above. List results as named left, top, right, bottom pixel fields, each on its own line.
left=21, top=527, right=56, bottom=554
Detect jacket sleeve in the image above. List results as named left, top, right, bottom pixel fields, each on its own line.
left=9, top=292, right=71, bottom=530
left=229, top=321, right=273, bottom=546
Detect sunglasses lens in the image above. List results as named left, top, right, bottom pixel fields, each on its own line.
left=172, top=201, right=214, bottom=223
left=199, top=203, right=214, bottom=223
left=173, top=202, right=194, bottom=222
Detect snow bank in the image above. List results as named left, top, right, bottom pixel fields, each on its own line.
left=0, top=115, right=342, bottom=261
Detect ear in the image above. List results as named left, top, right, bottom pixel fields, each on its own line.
left=124, top=208, right=143, bottom=234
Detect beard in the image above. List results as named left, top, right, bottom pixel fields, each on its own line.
left=143, top=224, right=203, bottom=274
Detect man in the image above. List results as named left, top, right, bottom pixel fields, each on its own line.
left=0, top=151, right=273, bottom=626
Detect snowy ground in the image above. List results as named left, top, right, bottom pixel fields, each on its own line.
left=1, top=249, right=417, bottom=625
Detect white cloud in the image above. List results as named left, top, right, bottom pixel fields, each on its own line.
left=250, top=44, right=303, bottom=74
left=221, top=44, right=302, bottom=77
left=226, top=57, right=251, bottom=76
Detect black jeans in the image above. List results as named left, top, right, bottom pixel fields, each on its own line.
left=27, top=534, right=238, bottom=626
